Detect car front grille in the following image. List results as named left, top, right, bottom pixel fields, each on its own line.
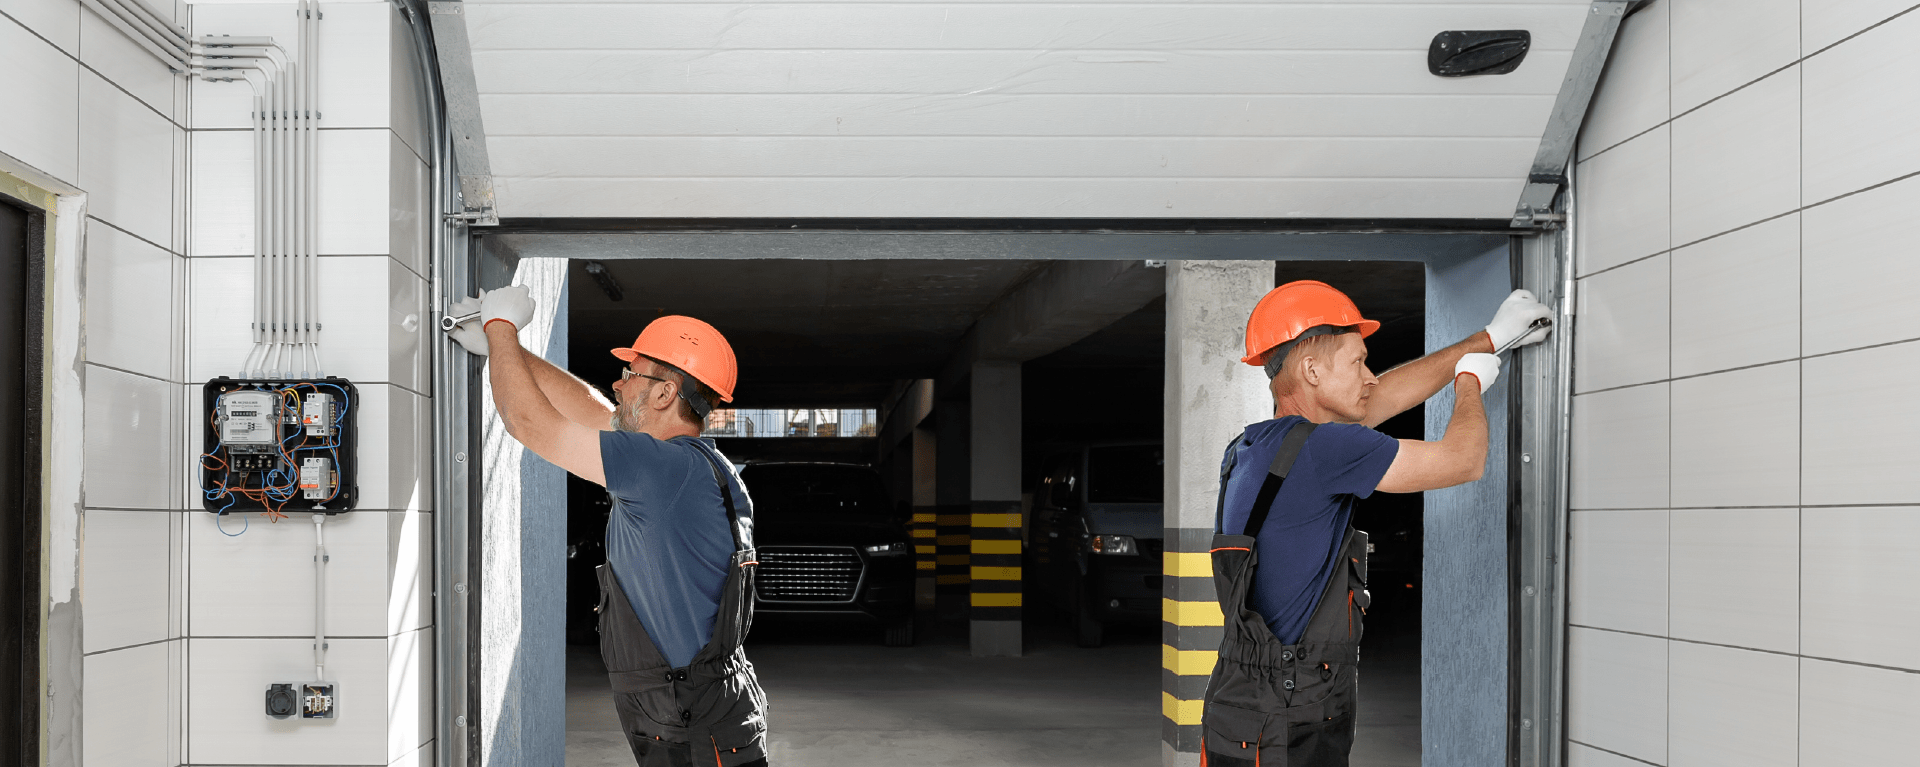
left=754, top=547, right=863, bottom=602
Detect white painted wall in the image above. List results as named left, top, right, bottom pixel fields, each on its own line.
left=464, top=0, right=1594, bottom=219
left=1567, top=1, right=1920, bottom=765
left=0, top=0, right=435, bottom=764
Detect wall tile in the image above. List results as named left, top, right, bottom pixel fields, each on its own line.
left=0, top=0, right=80, bottom=54
left=1801, top=175, right=1920, bottom=356
left=316, top=256, right=403, bottom=384
left=387, top=257, right=425, bottom=393
left=1568, top=627, right=1667, bottom=765
left=317, top=1, right=397, bottom=129
left=387, top=627, right=432, bottom=761
left=187, top=637, right=388, bottom=765
left=188, top=509, right=390, bottom=638
left=1569, top=510, right=1668, bottom=636
left=1670, top=214, right=1799, bottom=378
left=1670, top=508, right=1799, bottom=653
left=1803, top=342, right=1920, bottom=505
left=1669, top=363, right=1798, bottom=508
left=318, top=129, right=395, bottom=255
left=84, top=365, right=178, bottom=509
left=1575, top=254, right=1669, bottom=393
left=1576, top=125, right=1669, bottom=277
left=1570, top=383, right=1668, bottom=510
left=1803, top=10, right=1920, bottom=204
left=354, top=384, right=427, bottom=511
left=79, top=69, right=177, bottom=248
left=1670, top=0, right=1800, bottom=114
left=0, top=16, right=80, bottom=184
left=1799, top=658, right=1920, bottom=765
left=85, top=220, right=180, bottom=381
left=1569, top=743, right=1646, bottom=767
left=1801, top=507, right=1920, bottom=671
left=83, top=510, right=173, bottom=653
left=1577, top=0, right=1667, bottom=161
left=186, top=129, right=253, bottom=257
left=83, top=642, right=174, bottom=767
left=1670, top=69, right=1799, bottom=246
left=389, top=133, right=429, bottom=279
left=183, top=256, right=253, bottom=380
left=387, top=510, right=430, bottom=635
left=1804, top=0, right=1917, bottom=52
left=78, top=5, right=177, bottom=122
left=390, top=6, right=430, bottom=163
left=1668, top=642, right=1797, bottom=767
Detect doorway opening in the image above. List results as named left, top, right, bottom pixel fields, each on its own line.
left=0, top=189, right=46, bottom=764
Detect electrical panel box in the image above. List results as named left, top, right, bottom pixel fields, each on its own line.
left=201, top=377, right=358, bottom=515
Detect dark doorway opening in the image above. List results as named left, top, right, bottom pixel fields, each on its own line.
left=0, top=191, right=45, bottom=764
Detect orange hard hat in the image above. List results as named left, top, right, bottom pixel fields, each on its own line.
left=1241, top=280, right=1380, bottom=367
left=611, top=315, right=737, bottom=402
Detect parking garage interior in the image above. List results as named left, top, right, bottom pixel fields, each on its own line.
left=541, top=253, right=1437, bottom=766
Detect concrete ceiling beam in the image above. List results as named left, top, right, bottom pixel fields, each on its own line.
left=938, top=259, right=1166, bottom=390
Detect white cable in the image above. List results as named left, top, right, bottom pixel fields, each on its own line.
left=314, top=512, right=327, bottom=681
left=304, top=0, right=323, bottom=377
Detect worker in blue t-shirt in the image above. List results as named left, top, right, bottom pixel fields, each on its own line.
left=1200, top=280, right=1553, bottom=767
left=450, top=287, right=768, bottom=767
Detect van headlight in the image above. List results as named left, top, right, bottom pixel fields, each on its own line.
left=1089, top=535, right=1136, bottom=556
left=864, top=542, right=910, bottom=556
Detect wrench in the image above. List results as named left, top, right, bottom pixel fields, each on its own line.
left=440, top=312, right=481, bottom=333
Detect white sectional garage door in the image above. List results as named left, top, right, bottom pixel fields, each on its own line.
left=466, top=0, right=1592, bottom=219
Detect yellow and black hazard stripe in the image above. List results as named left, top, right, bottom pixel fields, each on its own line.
left=911, top=508, right=937, bottom=575
left=1160, top=527, right=1220, bottom=753
left=935, top=505, right=971, bottom=593
left=969, top=501, right=1022, bottom=621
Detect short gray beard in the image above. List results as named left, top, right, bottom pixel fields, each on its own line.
left=610, top=384, right=651, bottom=433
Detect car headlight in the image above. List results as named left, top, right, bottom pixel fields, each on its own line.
left=864, top=542, right=910, bottom=556
left=1089, top=535, right=1137, bottom=556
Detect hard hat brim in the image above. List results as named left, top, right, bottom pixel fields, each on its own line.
left=1238, top=319, right=1380, bottom=366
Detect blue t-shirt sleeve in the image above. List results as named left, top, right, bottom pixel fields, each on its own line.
left=1311, top=423, right=1400, bottom=499
left=600, top=430, right=679, bottom=516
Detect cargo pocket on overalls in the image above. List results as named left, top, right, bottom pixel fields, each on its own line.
left=1202, top=702, right=1267, bottom=767
left=1286, top=709, right=1354, bottom=767
left=706, top=675, right=768, bottom=767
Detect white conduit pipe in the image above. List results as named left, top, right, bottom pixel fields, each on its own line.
left=314, top=513, right=328, bottom=681
left=305, top=0, right=323, bottom=377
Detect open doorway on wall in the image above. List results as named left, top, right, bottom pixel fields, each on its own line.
left=0, top=191, right=44, bottom=762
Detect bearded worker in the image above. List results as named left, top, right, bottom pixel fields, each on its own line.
left=450, top=287, right=768, bottom=767
left=1200, top=281, right=1553, bottom=767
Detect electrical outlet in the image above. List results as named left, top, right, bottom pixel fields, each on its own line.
left=266, top=681, right=336, bottom=719
left=265, top=683, right=298, bottom=719
left=301, top=683, right=336, bottom=719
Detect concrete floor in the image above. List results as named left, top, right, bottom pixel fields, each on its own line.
left=566, top=615, right=1420, bottom=766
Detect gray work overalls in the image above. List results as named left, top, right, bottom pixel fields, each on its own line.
left=1203, top=421, right=1371, bottom=767
left=595, top=451, right=769, bottom=767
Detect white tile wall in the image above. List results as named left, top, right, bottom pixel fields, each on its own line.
left=1570, top=383, right=1669, bottom=510
left=1669, top=508, right=1800, bottom=653
left=1669, top=363, right=1799, bottom=508
left=0, top=0, right=80, bottom=55
left=83, top=641, right=176, bottom=767
left=187, top=637, right=390, bottom=766
left=1575, top=253, right=1669, bottom=393
left=386, top=510, right=430, bottom=635
left=188, top=509, right=391, bottom=638
left=84, top=365, right=179, bottom=509
left=354, top=384, right=429, bottom=511
left=1577, top=0, right=1668, bottom=161
left=1801, top=10, right=1920, bottom=204
left=83, top=510, right=174, bottom=653
left=1568, top=626, right=1667, bottom=765
left=1800, top=507, right=1920, bottom=671
left=78, top=5, right=178, bottom=122
left=0, top=13, right=81, bottom=184
left=188, top=2, right=399, bottom=132
left=186, top=129, right=254, bottom=257
left=1801, top=175, right=1920, bottom=355
left=1668, top=641, right=1798, bottom=767
left=188, top=255, right=424, bottom=386
left=1798, top=659, right=1920, bottom=765
left=1802, top=342, right=1920, bottom=505
left=383, top=256, right=426, bottom=393
left=1569, top=743, right=1647, bottom=767
left=1669, top=0, right=1801, bottom=114
left=1569, top=510, right=1668, bottom=635
left=1802, top=0, right=1918, bottom=51
left=389, top=132, right=430, bottom=279
left=316, top=129, right=396, bottom=255
left=79, top=69, right=178, bottom=248
left=1574, top=125, right=1670, bottom=277
left=1670, top=68, right=1800, bottom=245
left=85, top=219, right=182, bottom=381
left=1670, top=214, right=1800, bottom=378
left=387, top=627, right=433, bottom=761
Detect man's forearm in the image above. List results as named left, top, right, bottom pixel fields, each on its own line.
left=1438, top=374, right=1489, bottom=481
left=519, top=351, right=617, bottom=430
left=1363, top=332, right=1497, bottom=427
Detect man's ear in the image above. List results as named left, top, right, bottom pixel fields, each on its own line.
left=649, top=377, right=679, bottom=412
left=1298, top=354, right=1321, bottom=387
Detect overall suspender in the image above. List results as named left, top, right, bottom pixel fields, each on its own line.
left=1217, top=420, right=1319, bottom=539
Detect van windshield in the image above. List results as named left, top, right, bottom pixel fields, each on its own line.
left=1086, top=445, right=1163, bottom=504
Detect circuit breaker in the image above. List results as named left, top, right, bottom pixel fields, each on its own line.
left=201, top=377, right=359, bottom=514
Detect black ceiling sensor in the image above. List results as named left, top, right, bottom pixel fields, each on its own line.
left=583, top=260, right=624, bottom=301
left=1429, top=30, right=1532, bottom=77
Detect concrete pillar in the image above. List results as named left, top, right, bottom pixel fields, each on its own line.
left=934, top=401, right=971, bottom=619
left=1160, top=261, right=1274, bottom=767
left=910, top=425, right=938, bottom=610
left=968, top=361, right=1023, bottom=657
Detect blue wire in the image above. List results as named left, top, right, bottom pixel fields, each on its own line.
left=215, top=509, right=248, bottom=537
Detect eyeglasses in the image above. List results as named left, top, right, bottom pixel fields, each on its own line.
left=620, top=368, right=669, bottom=386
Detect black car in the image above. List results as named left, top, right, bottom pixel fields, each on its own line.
left=737, top=462, right=918, bottom=646
left=1027, top=441, right=1165, bottom=647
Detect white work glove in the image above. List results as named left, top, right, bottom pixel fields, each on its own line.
left=480, top=284, right=535, bottom=334
left=1485, top=289, right=1554, bottom=353
left=445, top=294, right=488, bottom=356
left=1454, top=352, right=1501, bottom=394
